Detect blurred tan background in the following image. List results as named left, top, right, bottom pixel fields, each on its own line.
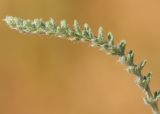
left=0, top=0, right=160, bottom=114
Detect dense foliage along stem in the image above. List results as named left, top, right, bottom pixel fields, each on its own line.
left=4, top=16, right=160, bottom=114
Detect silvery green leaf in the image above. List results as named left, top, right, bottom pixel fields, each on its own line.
left=126, top=50, right=134, bottom=66
left=117, top=40, right=126, bottom=56
left=60, top=20, right=67, bottom=29
left=73, top=20, right=80, bottom=31
left=4, top=16, right=16, bottom=27
left=34, top=19, right=45, bottom=28
left=14, top=17, right=23, bottom=30
left=82, top=23, right=93, bottom=40
left=45, top=18, right=56, bottom=33
left=108, top=32, right=114, bottom=46
left=73, top=20, right=82, bottom=38
left=23, top=20, right=36, bottom=32
left=139, top=60, right=147, bottom=70
left=33, top=19, right=46, bottom=33
left=155, top=91, right=160, bottom=100
left=141, top=73, right=152, bottom=90
left=97, top=26, right=104, bottom=43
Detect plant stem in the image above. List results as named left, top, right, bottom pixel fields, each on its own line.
left=4, top=16, right=160, bottom=114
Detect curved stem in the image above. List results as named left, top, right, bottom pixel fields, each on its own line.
left=4, top=16, right=160, bottom=114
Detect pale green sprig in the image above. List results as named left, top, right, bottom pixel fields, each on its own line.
left=4, top=16, right=160, bottom=114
